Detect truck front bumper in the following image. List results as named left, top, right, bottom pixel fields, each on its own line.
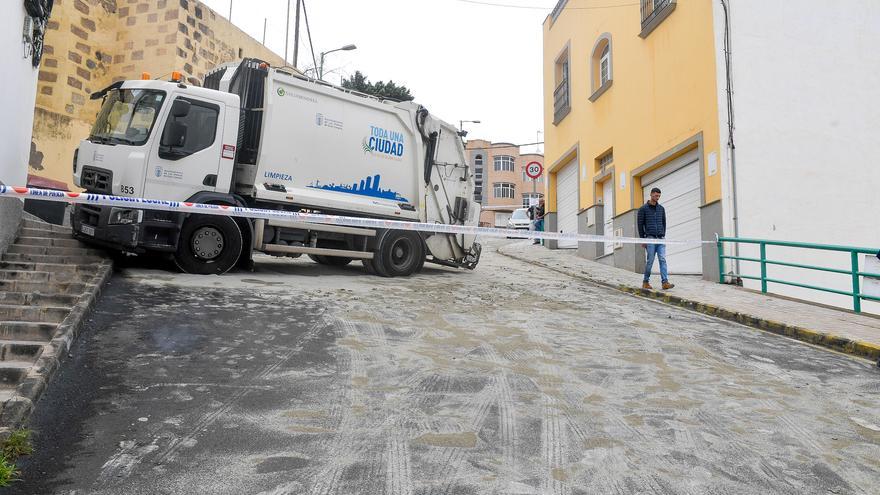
left=71, top=204, right=182, bottom=253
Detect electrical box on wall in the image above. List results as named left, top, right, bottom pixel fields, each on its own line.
left=614, top=228, right=624, bottom=249
left=586, top=208, right=595, bottom=227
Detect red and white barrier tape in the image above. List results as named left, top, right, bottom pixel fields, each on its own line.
left=1, top=186, right=710, bottom=245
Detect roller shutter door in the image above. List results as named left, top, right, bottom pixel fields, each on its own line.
left=641, top=156, right=702, bottom=274
left=556, top=160, right=579, bottom=249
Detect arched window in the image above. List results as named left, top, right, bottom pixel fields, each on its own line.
left=475, top=154, right=483, bottom=166
left=589, top=33, right=613, bottom=101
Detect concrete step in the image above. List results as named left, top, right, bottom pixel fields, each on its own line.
left=0, top=305, right=70, bottom=324
left=0, top=261, right=81, bottom=273
left=21, top=219, right=70, bottom=234
left=18, top=227, right=75, bottom=239
left=0, top=340, right=45, bottom=362
left=15, top=236, right=85, bottom=249
left=0, top=322, right=56, bottom=341
left=0, top=280, right=86, bottom=295
left=0, top=361, right=36, bottom=386
left=0, top=252, right=105, bottom=265
left=7, top=244, right=105, bottom=257
left=0, top=292, right=78, bottom=308
left=0, top=387, right=17, bottom=404
left=0, top=270, right=92, bottom=284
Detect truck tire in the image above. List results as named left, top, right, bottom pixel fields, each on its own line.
left=374, top=230, right=424, bottom=277
left=309, top=254, right=353, bottom=267
left=173, top=215, right=243, bottom=275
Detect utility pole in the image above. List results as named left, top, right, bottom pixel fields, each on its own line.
left=228, top=0, right=232, bottom=22
left=292, top=0, right=302, bottom=69
left=284, top=0, right=290, bottom=63
left=262, top=18, right=267, bottom=45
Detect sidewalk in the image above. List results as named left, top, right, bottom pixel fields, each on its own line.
left=498, top=241, right=880, bottom=363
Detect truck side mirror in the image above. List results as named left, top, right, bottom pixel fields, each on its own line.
left=171, top=99, right=191, bottom=118
left=161, top=122, right=187, bottom=148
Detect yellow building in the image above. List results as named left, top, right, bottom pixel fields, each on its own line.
left=30, top=0, right=285, bottom=190
left=542, top=0, right=722, bottom=279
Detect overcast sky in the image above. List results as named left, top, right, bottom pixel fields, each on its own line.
left=200, top=0, right=557, bottom=154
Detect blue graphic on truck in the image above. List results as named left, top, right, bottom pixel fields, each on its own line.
left=308, top=174, right=409, bottom=202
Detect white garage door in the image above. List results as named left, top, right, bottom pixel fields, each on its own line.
left=494, top=212, right=512, bottom=227
left=556, top=160, right=579, bottom=249
left=642, top=156, right=702, bottom=275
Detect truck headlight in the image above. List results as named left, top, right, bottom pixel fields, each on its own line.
left=108, top=208, right=143, bottom=225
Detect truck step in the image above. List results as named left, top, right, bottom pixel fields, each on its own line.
left=0, top=270, right=92, bottom=284
left=0, top=292, right=78, bottom=308
left=14, top=236, right=86, bottom=249
left=0, top=280, right=86, bottom=295
left=0, top=340, right=46, bottom=362
left=0, top=252, right=105, bottom=265
left=261, top=244, right=374, bottom=260
left=0, top=305, right=70, bottom=324
left=0, top=361, right=37, bottom=386
left=0, top=322, right=56, bottom=342
left=6, top=244, right=105, bottom=257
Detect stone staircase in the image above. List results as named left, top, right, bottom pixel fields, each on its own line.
left=0, top=216, right=112, bottom=429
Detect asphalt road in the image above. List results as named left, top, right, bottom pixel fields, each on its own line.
left=8, top=240, right=880, bottom=495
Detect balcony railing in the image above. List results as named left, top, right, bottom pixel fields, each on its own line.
left=553, top=79, right=570, bottom=124
left=640, top=0, right=676, bottom=38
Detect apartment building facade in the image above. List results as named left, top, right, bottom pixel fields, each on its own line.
left=543, top=0, right=880, bottom=311
left=466, top=139, right=543, bottom=227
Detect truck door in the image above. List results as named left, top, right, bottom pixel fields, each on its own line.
left=143, top=96, right=224, bottom=201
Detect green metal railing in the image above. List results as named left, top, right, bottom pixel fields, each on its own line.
left=717, top=237, right=880, bottom=313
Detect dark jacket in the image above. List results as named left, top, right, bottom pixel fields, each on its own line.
left=637, top=201, right=666, bottom=238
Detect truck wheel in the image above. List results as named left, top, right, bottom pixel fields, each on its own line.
left=374, top=230, right=424, bottom=277
left=174, top=215, right=243, bottom=275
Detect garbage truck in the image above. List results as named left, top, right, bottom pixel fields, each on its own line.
left=70, top=59, right=481, bottom=276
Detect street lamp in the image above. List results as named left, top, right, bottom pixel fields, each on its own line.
left=459, top=119, right=481, bottom=136
left=318, top=44, right=357, bottom=80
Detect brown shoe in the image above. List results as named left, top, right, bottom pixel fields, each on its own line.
left=642, top=281, right=653, bottom=290
left=662, top=282, right=675, bottom=290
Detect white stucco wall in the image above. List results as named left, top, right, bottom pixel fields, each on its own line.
left=0, top=3, right=40, bottom=250
left=713, top=0, right=880, bottom=312
left=0, top=3, right=39, bottom=187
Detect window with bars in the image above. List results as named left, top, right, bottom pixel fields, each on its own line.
left=494, top=155, right=515, bottom=172
left=493, top=182, right=515, bottom=199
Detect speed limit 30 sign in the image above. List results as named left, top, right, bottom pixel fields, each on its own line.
left=526, top=161, right=543, bottom=180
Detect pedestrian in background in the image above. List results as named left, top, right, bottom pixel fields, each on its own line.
left=638, top=187, right=674, bottom=290
left=532, top=198, right=545, bottom=245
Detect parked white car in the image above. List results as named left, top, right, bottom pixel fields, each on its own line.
left=506, top=208, right=532, bottom=231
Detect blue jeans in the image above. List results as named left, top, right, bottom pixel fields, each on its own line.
left=644, top=242, right=668, bottom=283
left=533, top=218, right=544, bottom=244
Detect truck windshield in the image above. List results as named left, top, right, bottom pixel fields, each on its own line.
left=89, top=89, right=166, bottom=146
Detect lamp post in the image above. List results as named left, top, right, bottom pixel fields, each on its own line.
left=318, top=44, right=357, bottom=80
left=459, top=120, right=481, bottom=134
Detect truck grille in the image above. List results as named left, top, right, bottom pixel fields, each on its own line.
left=81, top=166, right=113, bottom=194
left=78, top=204, right=103, bottom=227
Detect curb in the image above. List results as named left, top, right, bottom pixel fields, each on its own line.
left=0, top=261, right=114, bottom=434
left=498, top=247, right=880, bottom=363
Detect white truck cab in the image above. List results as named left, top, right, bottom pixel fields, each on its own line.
left=71, top=62, right=481, bottom=276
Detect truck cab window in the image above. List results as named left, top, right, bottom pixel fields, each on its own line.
left=89, top=89, right=166, bottom=146
left=159, top=98, right=219, bottom=160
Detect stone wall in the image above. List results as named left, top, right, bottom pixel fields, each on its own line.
left=30, top=0, right=286, bottom=190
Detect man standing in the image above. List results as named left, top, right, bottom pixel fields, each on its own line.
left=638, top=187, right=674, bottom=290
left=532, top=198, right=545, bottom=245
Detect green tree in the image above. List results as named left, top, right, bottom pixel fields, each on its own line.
left=341, top=71, right=414, bottom=101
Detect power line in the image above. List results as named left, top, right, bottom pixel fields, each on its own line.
left=302, top=0, right=318, bottom=74
left=454, top=0, right=638, bottom=10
